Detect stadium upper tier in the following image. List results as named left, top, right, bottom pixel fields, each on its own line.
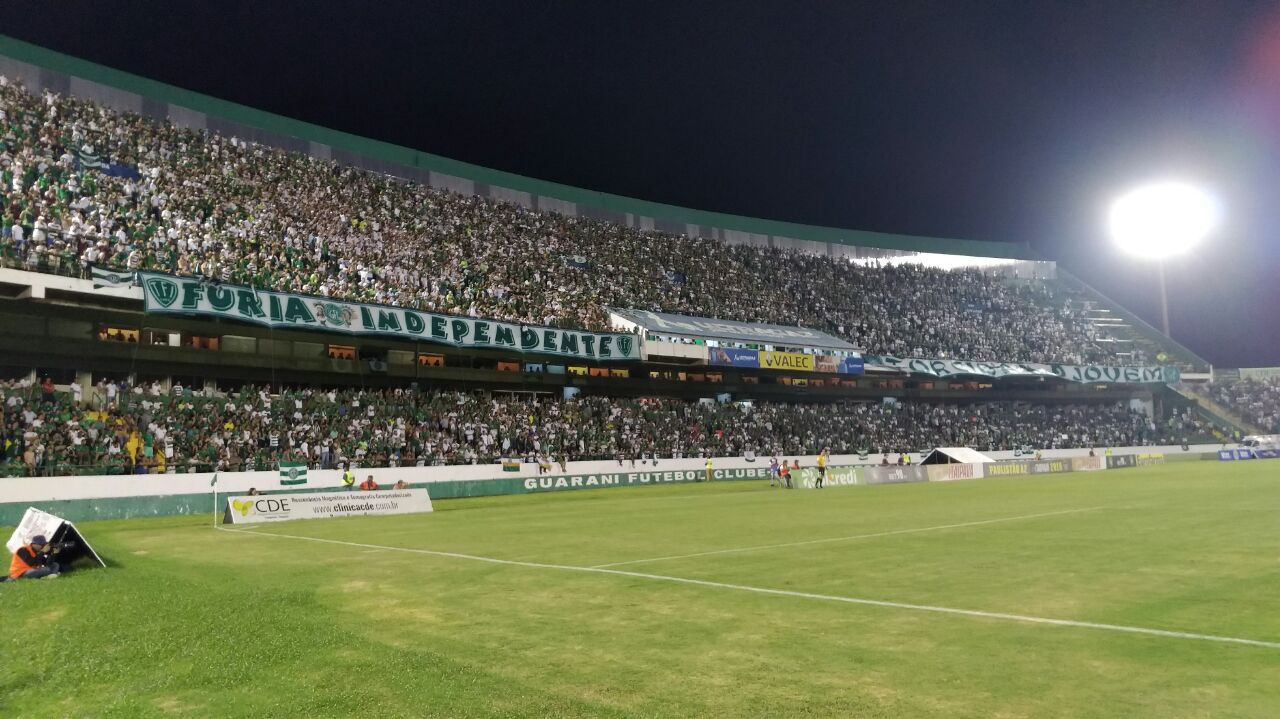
left=1, top=379, right=1209, bottom=477
left=0, top=79, right=1133, bottom=366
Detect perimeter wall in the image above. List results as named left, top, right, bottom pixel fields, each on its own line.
left=0, top=444, right=1220, bottom=525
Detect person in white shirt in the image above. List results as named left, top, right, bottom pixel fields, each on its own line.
left=32, top=217, right=47, bottom=246
left=80, top=244, right=100, bottom=279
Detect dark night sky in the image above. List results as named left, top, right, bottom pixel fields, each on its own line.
left=3, top=2, right=1278, bottom=365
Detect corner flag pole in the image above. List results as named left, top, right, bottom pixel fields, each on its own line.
left=210, top=473, right=219, bottom=528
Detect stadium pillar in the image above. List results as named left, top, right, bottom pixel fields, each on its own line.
left=1158, top=260, right=1170, bottom=337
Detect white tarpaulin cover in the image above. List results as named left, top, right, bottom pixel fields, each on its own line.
left=5, top=507, right=107, bottom=569
left=920, top=447, right=997, bottom=465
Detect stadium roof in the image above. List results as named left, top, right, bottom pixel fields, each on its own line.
left=0, top=34, right=1035, bottom=262
left=609, top=309, right=857, bottom=352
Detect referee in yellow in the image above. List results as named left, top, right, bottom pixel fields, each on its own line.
left=815, top=448, right=829, bottom=488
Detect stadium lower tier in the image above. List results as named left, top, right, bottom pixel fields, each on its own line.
left=1, top=379, right=1213, bottom=477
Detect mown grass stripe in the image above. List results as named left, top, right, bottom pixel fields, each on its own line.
left=216, top=524, right=1280, bottom=651
left=590, top=506, right=1112, bottom=568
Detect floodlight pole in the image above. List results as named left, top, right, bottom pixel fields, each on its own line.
left=1157, top=260, right=1170, bottom=337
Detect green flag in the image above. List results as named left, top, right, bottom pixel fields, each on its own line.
left=210, top=474, right=218, bottom=487
left=279, top=462, right=307, bottom=486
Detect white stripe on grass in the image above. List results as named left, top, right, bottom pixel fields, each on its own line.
left=215, top=523, right=1280, bottom=650
left=591, top=506, right=1111, bottom=568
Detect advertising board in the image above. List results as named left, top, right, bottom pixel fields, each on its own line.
left=865, top=466, right=928, bottom=485
left=926, top=463, right=984, bottom=482
left=224, top=489, right=433, bottom=524
left=1105, top=455, right=1137, bottom=469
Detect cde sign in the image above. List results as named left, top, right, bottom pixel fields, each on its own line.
left=223, top=489, right=433, bottom=524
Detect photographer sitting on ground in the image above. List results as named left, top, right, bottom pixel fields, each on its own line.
left=8, top=535, right=62, bottom=580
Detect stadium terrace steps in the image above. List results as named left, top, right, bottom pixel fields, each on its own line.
left=1055, top=268, right=1212, bottom=372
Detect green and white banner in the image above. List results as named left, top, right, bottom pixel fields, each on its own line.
left=139, top=272, right=640, bottom=361
left=863, top=355, right=1179, bottom=385
left=279, top=462, right=308, bottom=486
left=92, top=266, right=136, bottom=289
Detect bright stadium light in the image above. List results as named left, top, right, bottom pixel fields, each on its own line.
left=1107, top=181, right=1220, bottom=337
left=1108, top=181, right=1219, bottom=259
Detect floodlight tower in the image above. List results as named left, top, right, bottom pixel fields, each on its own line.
left=1108, top=182, right=1219, bottom=337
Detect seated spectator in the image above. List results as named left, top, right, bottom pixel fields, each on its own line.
left=359, top=475, right=379, bottom=491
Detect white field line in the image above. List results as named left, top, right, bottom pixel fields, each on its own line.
left=590, top=506, right=1111, bottom=568
left=214, top=524, right=1280, bottom=650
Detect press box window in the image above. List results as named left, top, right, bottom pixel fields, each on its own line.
left=140, top=329, right=178, bottom=347
left=181, top=333, right=219, bottom=350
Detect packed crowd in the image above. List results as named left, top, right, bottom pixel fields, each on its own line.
left=1, top=377, right=1198, bottom=477
left=0, top=78, right=1124, bottom=365
left=1203, top=377, right=1280, bottom=433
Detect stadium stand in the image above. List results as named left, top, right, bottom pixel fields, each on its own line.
left=0, top=44, right=1240, bottom=489
left=1196, top=376, right=1280, bottom=434
left=1, top=78, right=1124, bottom=365
left=1, top=378, right=1209, bottom=477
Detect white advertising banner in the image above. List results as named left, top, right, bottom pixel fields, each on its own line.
left=224, top=489, right=433, bottom=525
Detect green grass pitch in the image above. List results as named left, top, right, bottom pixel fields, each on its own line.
left=3, top=462, right=1278, bottom=717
